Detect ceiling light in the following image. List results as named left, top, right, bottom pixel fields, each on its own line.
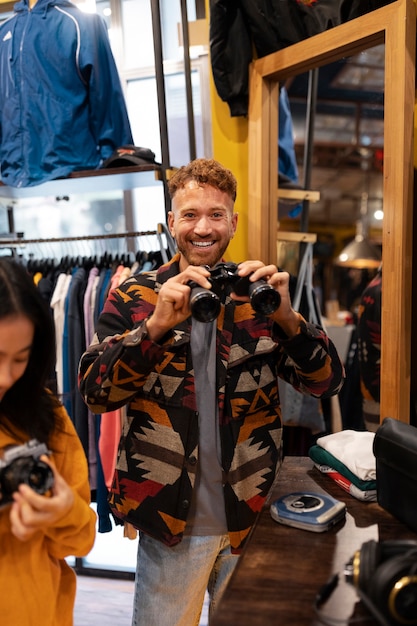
left=334, top=191, right=381, bottom=269
left=335, top=233, right=381, bottom=268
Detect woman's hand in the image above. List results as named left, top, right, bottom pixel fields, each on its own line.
left=9, top=455, right=74, bottom=542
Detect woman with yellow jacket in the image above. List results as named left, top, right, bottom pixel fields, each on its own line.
left=0, top=257, right=96, bottom=626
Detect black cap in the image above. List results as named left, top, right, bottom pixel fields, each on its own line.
left=102, top=145, right=157, bottom=168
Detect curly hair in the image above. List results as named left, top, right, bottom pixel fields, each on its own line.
left=167, top=158, right=237, bottom=202
left=0, top=258, right=62, bottom=444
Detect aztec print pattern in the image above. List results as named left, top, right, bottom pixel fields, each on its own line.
left=79, top=254, right=344, bottom=552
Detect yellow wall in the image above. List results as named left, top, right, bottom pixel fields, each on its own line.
left=205, top=1, right=249, bottom=263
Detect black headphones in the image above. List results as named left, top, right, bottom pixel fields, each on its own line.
left=315, top=539, right=417, bottom=626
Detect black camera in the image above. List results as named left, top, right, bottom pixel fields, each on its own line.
left=189, top=262, right=281, bottom=323
left=0, top=439, right=54, bottom=509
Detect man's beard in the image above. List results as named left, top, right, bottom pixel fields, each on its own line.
left=176, top=239, right=228, bottom=268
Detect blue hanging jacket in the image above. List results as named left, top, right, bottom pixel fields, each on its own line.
left=0, top=0, right=133, bottom=187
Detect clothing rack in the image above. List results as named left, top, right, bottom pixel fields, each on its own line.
left=0, top=227, right=176, bottom=266
left=0, top=229, right=158, bottom=246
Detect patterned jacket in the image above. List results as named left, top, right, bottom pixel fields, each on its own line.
left=357, top=267, right=382, bottom=403
left=78, top=254, right=344, bottom=552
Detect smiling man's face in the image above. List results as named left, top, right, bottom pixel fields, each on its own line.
left=168, top=180, right=238, bottom=271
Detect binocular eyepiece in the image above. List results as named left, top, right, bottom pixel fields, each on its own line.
left=188, top=262, right=281, bottom=323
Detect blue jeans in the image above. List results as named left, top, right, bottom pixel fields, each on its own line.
left=131, top=533, right=239, bottom=626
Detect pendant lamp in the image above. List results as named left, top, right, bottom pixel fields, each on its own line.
left=335, top=192, right=381, bottom=269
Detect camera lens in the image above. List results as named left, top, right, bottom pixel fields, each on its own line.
left=249, top=282, right=281, bottom=316
left=27, top=461, right=54, bottom=494
left=190, top=286, right=221, bottom=323
left=1, top=457, right=54, bottom=495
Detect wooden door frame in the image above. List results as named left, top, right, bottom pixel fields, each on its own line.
left=248, top=0, right=416, bottom=423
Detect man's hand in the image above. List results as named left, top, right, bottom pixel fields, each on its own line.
left=231, top=261, right=300, bottom=337
left=146, top=265, right=212, bottom=342
left=9, top=456, right=74, bottom=542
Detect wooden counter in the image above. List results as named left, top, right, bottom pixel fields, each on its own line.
left=211, top=456, right=417, bottom=625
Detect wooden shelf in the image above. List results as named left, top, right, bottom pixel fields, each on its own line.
left=0, top=164, right=162, bottom=199
left=277, top=188, right=320, bottom=203
left=277, top=230, right=317, bottom=243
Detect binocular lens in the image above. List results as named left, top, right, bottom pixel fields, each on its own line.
left=190, top=287, right=221, bottom=323
left=249, top=283, right=281, bottom=316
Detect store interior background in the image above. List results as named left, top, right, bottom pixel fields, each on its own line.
left=0, top=0, right=385, bottom=577
left=282, top=43, right=383, bottom=315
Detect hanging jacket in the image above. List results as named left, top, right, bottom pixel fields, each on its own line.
left=209, top=0, right=394, bottom=117
left=0, top=0, right=133, bottom=187
left=78, top=253, right=345, bottom=553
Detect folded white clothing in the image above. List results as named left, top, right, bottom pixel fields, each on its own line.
left=317, top=430, right=376, bottom=481
left=312, top=463, right=377, bottom=501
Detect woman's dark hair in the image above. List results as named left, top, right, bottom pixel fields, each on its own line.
left=0, top=258, right=61, bottom=443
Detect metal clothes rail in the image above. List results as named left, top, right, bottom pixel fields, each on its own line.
left=0, top=230, right=158, bottom=246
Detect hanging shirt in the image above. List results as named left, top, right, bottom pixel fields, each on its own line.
left=50, top=272, right=72, bottom=395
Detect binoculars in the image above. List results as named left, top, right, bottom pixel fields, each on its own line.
left=188, top=262, right=281, bottom=323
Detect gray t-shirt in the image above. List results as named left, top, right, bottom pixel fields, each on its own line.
left=186, top=319, right=228, bottom=535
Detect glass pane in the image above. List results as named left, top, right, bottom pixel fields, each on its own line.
left=10, top=193, right=126, bottom=260
left=126, top=78, right=161, bottom=161
left=131, top=186, right=167, bottom=239
left=160, top=0, right=196, bottom=61
left=95, top=0, right=111, bottom=29
left=165, top=70, right=203, bottom=167
left=127, top=68, right=204, bottom=167
left=86, top=0, right=209, bottom=169
left=0, top=204, right=9, bottom=235
left=122, top=0, right=155, bottom=70
left=122, top=0, right=197, bottom=69
left=82, top=504, right=138, bottom=572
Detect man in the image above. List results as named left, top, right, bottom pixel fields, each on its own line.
left=79, top=158, right=344, bottom=626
